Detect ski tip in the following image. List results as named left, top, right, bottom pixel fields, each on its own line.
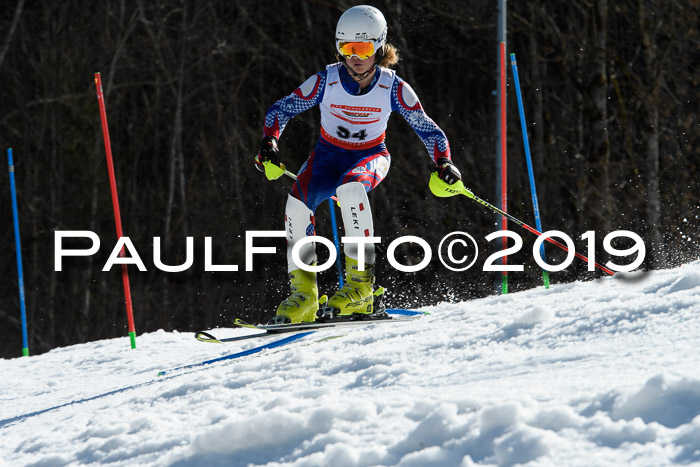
left=195, top=331, right=222, bottom=343
left=232, top=318, right=257, bottom=329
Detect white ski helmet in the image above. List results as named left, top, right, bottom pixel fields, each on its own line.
left=335, top=5, right=387, bottom=60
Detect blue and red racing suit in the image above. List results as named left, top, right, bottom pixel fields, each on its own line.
left=263, top=62, right=451, bottom=211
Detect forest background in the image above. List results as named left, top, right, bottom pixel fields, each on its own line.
left=0, top=0, right=698, bottom=357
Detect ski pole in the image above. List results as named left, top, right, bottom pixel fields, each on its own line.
left=510, top=52, right=550, bottom=289
left=7, top=148, right=29, bottom=356
left=429, top=174, right=615, bottom=276
left=254, top=156, right=339, bottom=202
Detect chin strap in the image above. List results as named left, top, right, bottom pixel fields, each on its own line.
left=340, top=52, right=380, bottom=82
left=345, top=63, right=377, bottom=81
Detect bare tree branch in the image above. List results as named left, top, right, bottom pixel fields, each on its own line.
left=0, top=0, right=24, bottom=71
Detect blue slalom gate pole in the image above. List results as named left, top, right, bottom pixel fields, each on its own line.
left=280, top=169, right=344, bottom=289
left=328, top=199, right=344, bottom=288
left=7, top=148, right=29, bottom=356
left=510, top=53, right=550, bottom=289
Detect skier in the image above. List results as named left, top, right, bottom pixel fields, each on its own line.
left=256, top=5, right=462, bottom=324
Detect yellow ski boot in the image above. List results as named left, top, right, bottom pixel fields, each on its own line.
left=326, top=256, right=375, bottom=316
left=269, top=268, right=319, bottom=324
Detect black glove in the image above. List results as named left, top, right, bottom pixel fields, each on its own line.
left=435, top=157, right=461, bottom=185
left=255, top=135, right=279, bottom=172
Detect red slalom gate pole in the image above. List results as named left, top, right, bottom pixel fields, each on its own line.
left=499, top=41, right=508, bottom=294
left=94, top=72, right=137, bottom=349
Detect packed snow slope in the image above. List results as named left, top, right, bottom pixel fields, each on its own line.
left=2, top=261, right=700, bottom=467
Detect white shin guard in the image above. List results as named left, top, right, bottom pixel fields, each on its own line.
left=336, top=182, right=376, bottom=265
left=284, top=195, right=316, bottom=273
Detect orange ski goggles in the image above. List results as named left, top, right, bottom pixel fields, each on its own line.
left=337, top=41, right=376, bottom=60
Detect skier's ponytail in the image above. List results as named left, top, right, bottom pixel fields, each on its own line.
left=378, top=44, right=399, bottom=68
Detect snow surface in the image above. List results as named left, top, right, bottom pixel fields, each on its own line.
left=2, top=261, right=700, bottom=466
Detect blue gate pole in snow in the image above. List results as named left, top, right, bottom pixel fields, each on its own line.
left=510, top=53, right=550, bottom=289
left=7, top=148, right=29, bottom=356
left=328, top=198, right=344, bottom=288
left=280, top=169, right=343, bottom=289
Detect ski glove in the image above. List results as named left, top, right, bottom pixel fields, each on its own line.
left=435, top=157, right=462, bottom=185
left=255, top=136, right=286, bottom=180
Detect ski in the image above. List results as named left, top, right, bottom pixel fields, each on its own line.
left=161, top=331, right=316, bottom=375
left=194, top=308, right=427, bottom=344
left=235, top=308, right=425, bottom=332
left=194, top=330, right=272, bottom=344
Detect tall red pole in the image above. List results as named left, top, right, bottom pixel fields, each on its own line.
left=499, top=42, right=508, bottom=294
left=94, top=72, right=137, bottom=349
